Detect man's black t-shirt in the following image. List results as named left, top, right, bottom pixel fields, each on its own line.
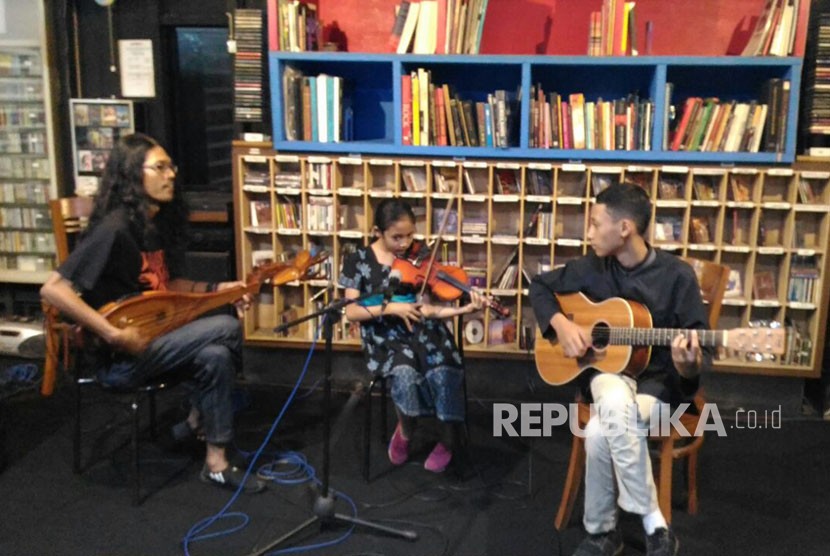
left=57, top=208, right=171, bottom=309
left=529, top=248, right=710, bottom=404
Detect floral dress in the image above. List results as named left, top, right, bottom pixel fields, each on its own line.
left=339, top=245, right=465, bottom=422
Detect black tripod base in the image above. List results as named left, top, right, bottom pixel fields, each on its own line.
left=246, top=493, right=417, bottom=555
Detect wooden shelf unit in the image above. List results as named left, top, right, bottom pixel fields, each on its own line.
left=269, top=53, right=802, bottom=164
left=0, top=26, right=60, bottom=284
left=233, top=141, right=830, bottom=378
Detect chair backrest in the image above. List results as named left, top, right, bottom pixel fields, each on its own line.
left=49, top=196, right=95, bottom=265
left=681, top=257, right=730, bottom=329
left=41, top=196, right=94, bottom=396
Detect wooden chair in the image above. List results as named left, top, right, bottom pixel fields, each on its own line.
left=554, top=257, right=730, bottom=529
left=44, top=196, right=185, bottom=505
left=42, top=196, right=95, bottom=396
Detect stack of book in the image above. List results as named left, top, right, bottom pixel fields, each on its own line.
left=267, top=0, right=320, bottom=52
left=667, top=78, right=789, bottom=154
left=529, top=87, right=654, bottom=151
left=391, top=0, right=489, bottom=55
left=788, top=257, right=820, bottom=303
left=275, top=198, right=301, bottom=229
left=402, top=69, right=517, bottom=148
left=461, top=218, right=487, bottom=236
left=740, top=0, right=808, bottom=57
left=282, top=68, right=345, bottom=143
left=305, top=196, right=334, bottom=231
left=588, top=0, right=640, bottom=57
left=243, top=167, right=271, bottom=188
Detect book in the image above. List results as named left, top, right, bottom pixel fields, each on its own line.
left=463, top=168, right=488, bottom=194
left=488, top=317, right=517, bottom=346
left=396, top=0, right=421, bottom=53
left=433, top=166, right=459, bottom=193
left=689, top=216, right=711, bottom=243
left=250, top=200, right=273, bottom=227
left=401, top=166, right=427, bottom=192
left=729, top=175, right=752, bottom=202
left=658, top=176, right=684, bottom=199
left=724, top=269, right=744, bottom=298
left=402, top=73, right=413, bottom=145
left=740, top=0, right=779, bottom=56
left=692, top=175, right=717, bottom=200
left=495, top=169, right=519, bottom=194
left=752, top=270, right=778, bottom=300
left=389, top=2, right=412, bottom=51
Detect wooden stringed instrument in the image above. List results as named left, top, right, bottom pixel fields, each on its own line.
left=93, top=249, right=328, bottom=348
left=534, top=292, right=787, bottom=386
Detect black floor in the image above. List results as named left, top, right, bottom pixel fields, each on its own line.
left=2, top=369, right=830, bottom=556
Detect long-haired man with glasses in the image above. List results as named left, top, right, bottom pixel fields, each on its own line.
left=41, top=133, right=265, bottom=493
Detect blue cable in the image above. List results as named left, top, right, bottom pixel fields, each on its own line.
left=182, top=313, right=361, bottom=555
left=182, top=324, right=321, bottom=555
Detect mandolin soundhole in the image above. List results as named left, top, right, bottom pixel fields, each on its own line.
left=592, top=322, right=610, bottom=349
left=155, top=311, right=167, bottom=323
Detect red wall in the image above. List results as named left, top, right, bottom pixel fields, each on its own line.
left=315, top=0, right=768, bottom=56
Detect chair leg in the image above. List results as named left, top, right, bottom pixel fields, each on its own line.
left=131, top=396, right=141, bottom=506
left=379, top=376, right=388, bottom=444
left=555, top=434, right=586, bottom=531
left=73, top=378, right=82, bottom=474
left=363, top=378, right=374, bottom=482
left=658, top=439, right=675, bottom=524
left=148, top=390, right=158, bottom=439
left=686, top=451, right=699, bottom=515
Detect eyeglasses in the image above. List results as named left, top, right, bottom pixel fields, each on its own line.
left=143, top=162, right=178, bottom=174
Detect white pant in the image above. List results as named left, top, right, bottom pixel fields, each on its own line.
left=583, top=373, right=662, bottom=534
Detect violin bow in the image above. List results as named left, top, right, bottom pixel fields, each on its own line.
left=417, top=171, right=464, bottom=300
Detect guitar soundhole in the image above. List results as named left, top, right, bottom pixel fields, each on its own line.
left=592, top=322, right=610, bottom=349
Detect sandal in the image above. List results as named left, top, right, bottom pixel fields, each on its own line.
left=199, top=464, right=266, bottom=494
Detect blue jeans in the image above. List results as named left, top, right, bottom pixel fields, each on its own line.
left=97, top=314, right=242, bottom=445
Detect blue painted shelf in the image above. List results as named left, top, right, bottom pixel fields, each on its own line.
left=270, top=53, right=801, bottom=164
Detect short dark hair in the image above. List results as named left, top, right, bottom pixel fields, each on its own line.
left=595, top=182, right=652, bottom=235
left=373, top=198, right=415, bottom=231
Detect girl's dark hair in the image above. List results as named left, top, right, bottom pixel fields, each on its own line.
left=595, top=182, right=652, bottom=235
left=88, top=133, right=189, bottom=271
left=373, top=198, right=416, bottom=232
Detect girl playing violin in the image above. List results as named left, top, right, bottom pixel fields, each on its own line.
left=339, top=198, right=484, bottom=473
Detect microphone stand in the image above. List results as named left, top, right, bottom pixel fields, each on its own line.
left=247, top=290, right=417, bottom=555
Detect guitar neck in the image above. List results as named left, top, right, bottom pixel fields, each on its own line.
left=606, top=328, right=725, bottom=347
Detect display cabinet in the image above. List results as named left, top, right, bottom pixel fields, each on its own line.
left=233, top=141, right=830, bottom=378
left=0, top=4, right=58, bottom=284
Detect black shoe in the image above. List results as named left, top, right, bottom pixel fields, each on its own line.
left=572, top=529, right=623, bottom=556
left=646, top=527, right=679, bottom=556
left=199, top=464, right=266, bottom=494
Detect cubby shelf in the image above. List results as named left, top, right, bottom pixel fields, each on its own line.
left=233, top=141, right=829, bottom=378
left=270, top=52, right=802, bottom=164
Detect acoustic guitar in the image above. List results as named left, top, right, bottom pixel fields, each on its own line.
left=92, top=249, right=328, bottom=348
left=534, top=292, right=786, bottom=386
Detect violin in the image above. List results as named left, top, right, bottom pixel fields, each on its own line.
left=392, top=241, right=510, bottom=318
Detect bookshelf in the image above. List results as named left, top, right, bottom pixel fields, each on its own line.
left=269, top=52, right=802, bottom=164
left=233, top=141, right=830, bottom=378
left=0, top=31, right=59, bottom=284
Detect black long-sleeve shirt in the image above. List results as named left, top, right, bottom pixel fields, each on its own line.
left=529, top=248, right=710, bottom=404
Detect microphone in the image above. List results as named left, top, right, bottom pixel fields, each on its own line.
left=382, top=270, right=402, bottom=309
